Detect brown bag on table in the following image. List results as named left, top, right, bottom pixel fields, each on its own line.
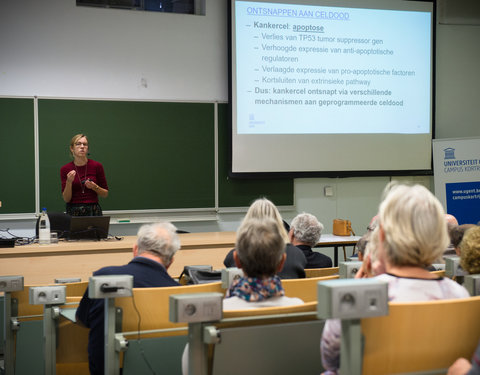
left=333, top=219, right=355, bottom=236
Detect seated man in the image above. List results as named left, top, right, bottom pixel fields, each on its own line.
left=76, top=222, right=181, bottom=375
left=289, top=213, right=332, bottom=269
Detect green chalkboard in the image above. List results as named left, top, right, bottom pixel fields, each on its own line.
left=217, top=104, right=294, bottom=207
left=38, top=99, right=215, bottom=212
left=0, top=98, right=292, bottom=215
left=0, top=98, right=35, bottom=214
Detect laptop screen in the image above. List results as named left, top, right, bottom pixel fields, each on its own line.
left=68, top=216, right=110, bottom=240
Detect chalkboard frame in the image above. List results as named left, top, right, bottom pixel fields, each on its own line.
left=0, top=97, right=293, bottom=216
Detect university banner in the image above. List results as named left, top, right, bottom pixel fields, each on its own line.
left=433, top=137, right=480, bottom=225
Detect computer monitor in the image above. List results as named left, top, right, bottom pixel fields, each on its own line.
left=68, top=216, right=110, bottom=240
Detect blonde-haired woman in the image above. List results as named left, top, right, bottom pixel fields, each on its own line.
left=320, top=183, right=469, bottom=374
left=223, top=198, right=307, bottom=278
left=60, top=134, right=108, bottom=216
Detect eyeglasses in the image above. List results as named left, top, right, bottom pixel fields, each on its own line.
left=75, top=142, right=88, bottom=147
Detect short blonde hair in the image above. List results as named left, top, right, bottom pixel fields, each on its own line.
left=460, top=226, right=480, bottom=274
left=69, top=134, right=88, bottom=157
left=243, top=198, right=289, bottom=242
left=379, top=183, right=448, bottom=267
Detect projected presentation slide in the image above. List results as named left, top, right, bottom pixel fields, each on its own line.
left=234, top=1, right=432, bottom=135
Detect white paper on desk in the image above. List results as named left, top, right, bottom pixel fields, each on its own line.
left=60, top=308, right=77, bottom=322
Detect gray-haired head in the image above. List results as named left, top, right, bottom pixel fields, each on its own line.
left=136, top=222, right=180, bottom=265
left=290, top=212, right=324, bottom=247
left=235, top=217, right=285, bottom=278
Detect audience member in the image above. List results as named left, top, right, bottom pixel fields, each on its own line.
left=289, top=213, right=332, bottom=269
left=356, top=225, right=386, bottom=278
left=320, top=183, right=470, bottom=374
left=460, top=225, right=480, bottom=274
left=224, top=217, right=304, bottom=309
left=448, top=340, right=480, bottom=375
left=442, top=214, right=461, bottom=258
left=354, top=216, right=379, bottom=262
left=223, top=198, right=307, bottom=279
left=446, top=214, right=459, bottom=228
left=354, top=234, right=369, bottom=261
left=182, top=217, right=303, bottom=374
left=76, top=222, right=181, bottom=375
left=451, top=224, right=477, bottom=256
left=367, top=214, right=379, bottom=232
left=447, top=224, right=480, bottom=375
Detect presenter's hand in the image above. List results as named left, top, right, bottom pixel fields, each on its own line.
left=66, top=170, right=76, bottom=183
left=85, top=179, right=99, bottom=192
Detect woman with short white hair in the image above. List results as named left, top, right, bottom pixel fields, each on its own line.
left=320, top=183, right=469, bottom=375
left=378, top=183, right=449, bottom=270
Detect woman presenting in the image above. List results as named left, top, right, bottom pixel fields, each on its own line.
left=60, top=134, right=109, bottom=216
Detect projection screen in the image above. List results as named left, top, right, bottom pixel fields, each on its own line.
left=229, top=0, right=435, bottom=176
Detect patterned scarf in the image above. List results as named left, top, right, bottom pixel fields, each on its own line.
left=226, top=276, right=285, bottom=302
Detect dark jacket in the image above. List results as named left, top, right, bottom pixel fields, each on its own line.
left=223, top=243, right=307, bottom=279
left=296, top=244, right=333, bottom=269
left=76, top=256, right=179, bottom=375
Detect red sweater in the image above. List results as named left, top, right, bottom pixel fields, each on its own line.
left=60, top=159, right=108, bottom=204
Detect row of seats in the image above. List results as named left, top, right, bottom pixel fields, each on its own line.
left=1, top=267, right=479, bottom=375
left=2, top=270, right=337, bottom=375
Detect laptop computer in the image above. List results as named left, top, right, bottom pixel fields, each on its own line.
left=67, top=216, right=110, bottom=240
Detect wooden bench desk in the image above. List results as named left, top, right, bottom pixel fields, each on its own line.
left=0, top=232, right=236, bottom=284
left=0, top=231, right=352, bottom=284
left=361, top=296, right=480, bottom=374
left=305, top=267, right=339, bottom=278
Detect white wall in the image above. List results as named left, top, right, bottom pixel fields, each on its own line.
left=0, top=0, right=478, bottom=239
left=0, top=0, right=227, bottom=101
left=435, top=24, right=480, bottom=139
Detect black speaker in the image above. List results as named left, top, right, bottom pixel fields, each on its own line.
left=0, top=239, right=15, bottom=248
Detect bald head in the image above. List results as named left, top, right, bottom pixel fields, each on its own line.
left=445, top=214, right=458, bottom=227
